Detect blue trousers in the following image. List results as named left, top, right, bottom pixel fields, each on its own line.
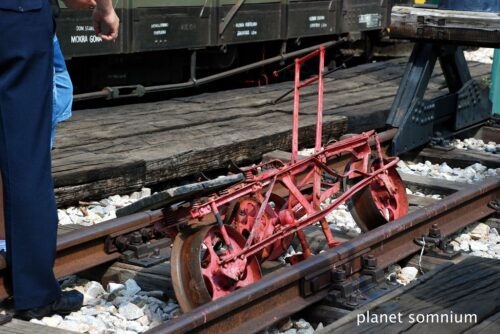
left=52, top=35, right=73, bottom=149
left=0, top=0, right=61, bottom=309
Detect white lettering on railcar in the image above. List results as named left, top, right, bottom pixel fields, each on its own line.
left=89, top=35, right=102, bottom=43
left=151, top=23, right=169, bottom=29
left=309, top=15, right=325, bottom=21
left=75, top=25, right=95, bottom=32
left=70, top=34, right=103, bottom=44
left=150, top=22, right=170, bottom=41
left=235, top=21, right=258, bottom=38
left=359, top=13, right=382, bottom=28
left=308, top=15, right=327, bottom=29
left=153, top=30, right=167, bottom=36
left=70, top=35, right=88, bottom=43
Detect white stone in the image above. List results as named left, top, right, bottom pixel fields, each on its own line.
left=450, top=240, right=461, bottom=252
left=81, top=306, right=99, bottom=316
left=294, top=319, right=312, bottom=330
left=439, top=163, right=454, bottom=174
left=89, top=205, right=107, bottom=218
left=471, top=163, right=487, bottom=173
left=485, top=144, right=497, bottom=153
left=470, top=223, right=490, bottom=240
left=115, top=330, right=138, bottom=334
left=470, top=240, right=488, bottom=252
left=58, top=319, right=90, bottom=332
left=108, top=282, right=126, bottom=294
left=58, top=210, right=73, bottom=225
left=463, top=167, right=476, bottom=180
left=297, top=328, right=314, bottom=334
left=401, top=267, right=418, bottom=280
left=283, top=329, right=298, bottom=334
left=41, top=314, right=63, bottom=327
left=85, top=281, right=105, bottom=299
left=460, top=241, right=470, bottom=252
left=124, top=279, right=141, bottom=295
left=130, top=191, right=142, bottom=200
left=138, top=315, right=149, bottom=326
left=141, top=188, right=152, bottom=198
left=119, top=302, right=144, bottom=320
left=279, top=319, right=294, bottom=331
left=316, top=323, right=324, bottom=331
left=127, top=320, right=147, bottom=332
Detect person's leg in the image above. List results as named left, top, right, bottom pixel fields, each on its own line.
left=0, top=175, right=4, bottom=242
left=51, top=35, right=73, bottom=150
left=491, top=49, right=500, bottom=115
left=0, top=1, right=61, bottom=309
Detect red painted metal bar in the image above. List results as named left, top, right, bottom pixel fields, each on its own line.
left=220, top=156, right=400, bottom=263
left=292, top=59, right=301, bottom=164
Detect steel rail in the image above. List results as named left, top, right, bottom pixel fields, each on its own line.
left=146, top=176, right=499, bottom=334
left=0, top=210, right=165, bottom=300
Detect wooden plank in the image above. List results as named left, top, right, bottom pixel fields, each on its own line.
left=57, top=224, right=83, bottom=236
left=1, top=319, right=76, bottom=334
left=390, top=6, right=500, bottom=46
left=317, top=261, right=456, bottom=334
left=417, top=147, right=500, bottom=169
left=98, top=261, right=175, bottom=298
left=400, top=173, right=467, bottom=194
left=473, top=126, right=500, bottom=143
left=407, top=194, right=439, bottom=207
left=323, top=256, right=500, bottom=334
left=463, top=312, right=500, bottom=334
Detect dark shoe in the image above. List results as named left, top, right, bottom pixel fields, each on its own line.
left=15, top=290, right=83, bottom=320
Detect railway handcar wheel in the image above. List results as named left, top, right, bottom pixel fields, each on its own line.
left=228, top=194, right=292, bottom=261
left=171, top=225, right=262, bottom=312
left=345, top=159, right=408, bottom=232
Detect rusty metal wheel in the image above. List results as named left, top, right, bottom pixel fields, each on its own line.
left=227, top=194, right=292, bottom=261
left=345, top=159, right=408, bottom=231
left=171, top=225, right=262, bottom=312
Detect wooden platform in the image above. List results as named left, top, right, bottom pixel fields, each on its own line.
left=319, top=256, right=500, bottom=334
left=51, top=58, right=492, bottom=206
left=390, top=6, right=500, bottom=46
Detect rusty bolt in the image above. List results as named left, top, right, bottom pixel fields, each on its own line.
left=346, top=293, right=359, bottom=307
left=130, top=232, right=143, bottom=245
left=152, top=247, right=161, bottom=259
left=363, top=254, right=377, bottom=269
left=332, top=269, right=346, bottom=283
left=429, top=224, right=441, bottom=238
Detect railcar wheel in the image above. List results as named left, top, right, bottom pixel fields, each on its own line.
left=171, top=225, right=261, bottom=312
left=345, top=159, right=408, bottom=231
left=228, top=194, right=292, bottom=261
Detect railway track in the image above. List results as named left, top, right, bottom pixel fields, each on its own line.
left=145, top=176, right=499, bottom=334
left=0, top=143, right=498, bottom=333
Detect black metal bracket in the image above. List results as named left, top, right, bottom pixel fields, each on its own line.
left=414, top=224, right=460, bottom=260
left=387, top=42, right=492, bottom=155
left=105, top=228, right=171, bottom=268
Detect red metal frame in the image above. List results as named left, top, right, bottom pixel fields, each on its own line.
left=186, top=47, right=401, bottom=268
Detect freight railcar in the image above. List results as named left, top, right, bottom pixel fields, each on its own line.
left=57, top=0, right=411, bottom=96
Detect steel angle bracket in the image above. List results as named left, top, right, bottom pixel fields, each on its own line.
left=387, top=42, right=492, bottom=155
left=219, top=0, right=245, bottom=36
